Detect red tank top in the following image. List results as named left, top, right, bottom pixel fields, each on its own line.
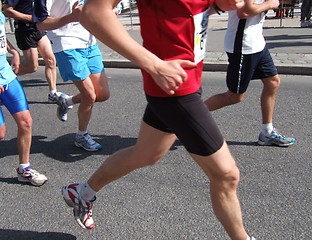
left=137, top=0, right=213, bottom=97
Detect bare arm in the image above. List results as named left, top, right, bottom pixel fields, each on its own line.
left=237, top=0, right=280, bottom=18
left=3, top=4, right=32, bottom=21
left=37, top=1, right=81, bottom=31
left=6, top=40, right=20, bottom=74
left=80, top=0, right=196, bottom=95
left=214, top=0, right=245, bottom=13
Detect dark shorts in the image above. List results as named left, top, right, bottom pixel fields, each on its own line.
left=14, top=25, right=46, bottom=50
left=226, top=46, right=278, bottom=94
left=143, top=90, right=224, bottom=156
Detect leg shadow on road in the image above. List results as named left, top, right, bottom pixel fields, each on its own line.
left=226, top=140, right=259, bottom=146
left=171, top=139, right=259, bottom=148
left=0, top=229, right=76, bottom=240
left=33, top=134, right=137, bottom=162
left=0, top=176, right=19, bottom=185
left=1, top=134, right=186, bottom=163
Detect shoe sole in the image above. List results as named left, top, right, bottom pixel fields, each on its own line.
left=57, top=116, right=67, bottom=122
left=17, top=175, right=47, bottom=187
left=74, top=141, right=102, bottom=152
left=56, top=105, right=73, bottom=122
left=257, top=140, right=295, bottom=147
left=56, top=108, right=67, bottom=121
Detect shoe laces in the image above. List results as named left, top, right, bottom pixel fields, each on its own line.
left=271, top=129, right=288, bottom=140
left=80, top=196, right=96, bottom=211
left=85, top=133, right=96, bottom=144
left=20, top=166, right=40, bottom=177
left=68, top=184, right=96, bottom=211
left=78, top=133, right=96, bottom=145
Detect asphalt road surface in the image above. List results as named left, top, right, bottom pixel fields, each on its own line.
left=0, top=67, right=311, bottom=240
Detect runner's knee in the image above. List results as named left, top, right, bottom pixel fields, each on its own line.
left=96, top=89, right=110, bottom=102
left=44, top=56, right=57, bottom=69
left=226, top=92, right=244, bottom=104
left=82, top=91, right=97, bottom=106
left=213, top=165, right=240, bottom=191
left=263, top=75, right=280, bottom=89
left=16, top=115, right=32, bottom=135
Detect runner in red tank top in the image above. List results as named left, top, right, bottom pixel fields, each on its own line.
left=61, top=1, right=256, bottom=239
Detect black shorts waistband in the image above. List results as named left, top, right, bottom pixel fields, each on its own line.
left=14, top=21, right=36, bottom=28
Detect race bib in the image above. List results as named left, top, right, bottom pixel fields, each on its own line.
left=193, top=9, right=209, bottom=64
left=0, top=25, right=7, bottom=56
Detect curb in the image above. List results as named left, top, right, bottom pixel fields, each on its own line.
left=35, top=58, right=312, bottom=76
left=100, top=60, right=312, bottom=76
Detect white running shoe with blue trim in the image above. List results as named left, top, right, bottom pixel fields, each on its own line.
left=74, top=133, right=102, bottom=152
left=257, top=129, right=295, bottom=147
left=56, top=93, right=73, bottom=121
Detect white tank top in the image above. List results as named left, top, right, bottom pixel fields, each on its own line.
left=224, top=6, right=266, bottom=54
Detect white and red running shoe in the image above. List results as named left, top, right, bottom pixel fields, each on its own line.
left=62, top=183, right=96, bottom=230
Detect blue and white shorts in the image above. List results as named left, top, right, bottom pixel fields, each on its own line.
left=54, top=44, right=104, bottom=82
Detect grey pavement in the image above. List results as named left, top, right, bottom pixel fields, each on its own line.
left=1, top=68, right=311, bottom=240
left=5, top=9, right=312, bottom=76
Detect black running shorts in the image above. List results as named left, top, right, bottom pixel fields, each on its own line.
left=143, top=90, right=224, bottom=156
left=226, top=46, right=278, bottom=94
left=15, top=27, right=46, bottom=51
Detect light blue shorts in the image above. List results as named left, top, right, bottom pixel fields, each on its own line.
left=54, top=44, right=104, bottom=82
left=0, top=78, right=29, bottom=126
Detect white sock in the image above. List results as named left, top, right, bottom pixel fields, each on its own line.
left=19, top=163, right=30, bottom=172
left=261, top=123, right=274, bottom=136
left=65, top=96, right=74, bottom=106
left=77, top=130, right=87, bottom=136
left=79, top=182, right=97, bottom=202
left=49, top=90, right=57, bottom=96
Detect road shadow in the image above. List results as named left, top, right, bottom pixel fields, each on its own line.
left=226, top=141, right=259, bottom=146
left=226, top=140, right=290, bottom=148
left=0, top=134, right=181, bottom=163
left=0, top=229, right=76, bottom=240
left=265, top=33, right=312, bottom=41
left=265, top=33, right=312, bottom=50
left=0, top=176, right=20, bottom=185
left=18, top=78, right=73, bottom=89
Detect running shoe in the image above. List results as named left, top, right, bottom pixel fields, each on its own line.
left=56, top=93, right=72, bottom=121
left=62, top=183, right=96, bottom=230
left=74, top=133, right=102, bottom=152
left=48, top=92, right=59, bottom=104
left=16, top=166, right=48, bottom=186
left=257, top=129, right=295, bottom=147
left=301, top=20, right=312, bottom=28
